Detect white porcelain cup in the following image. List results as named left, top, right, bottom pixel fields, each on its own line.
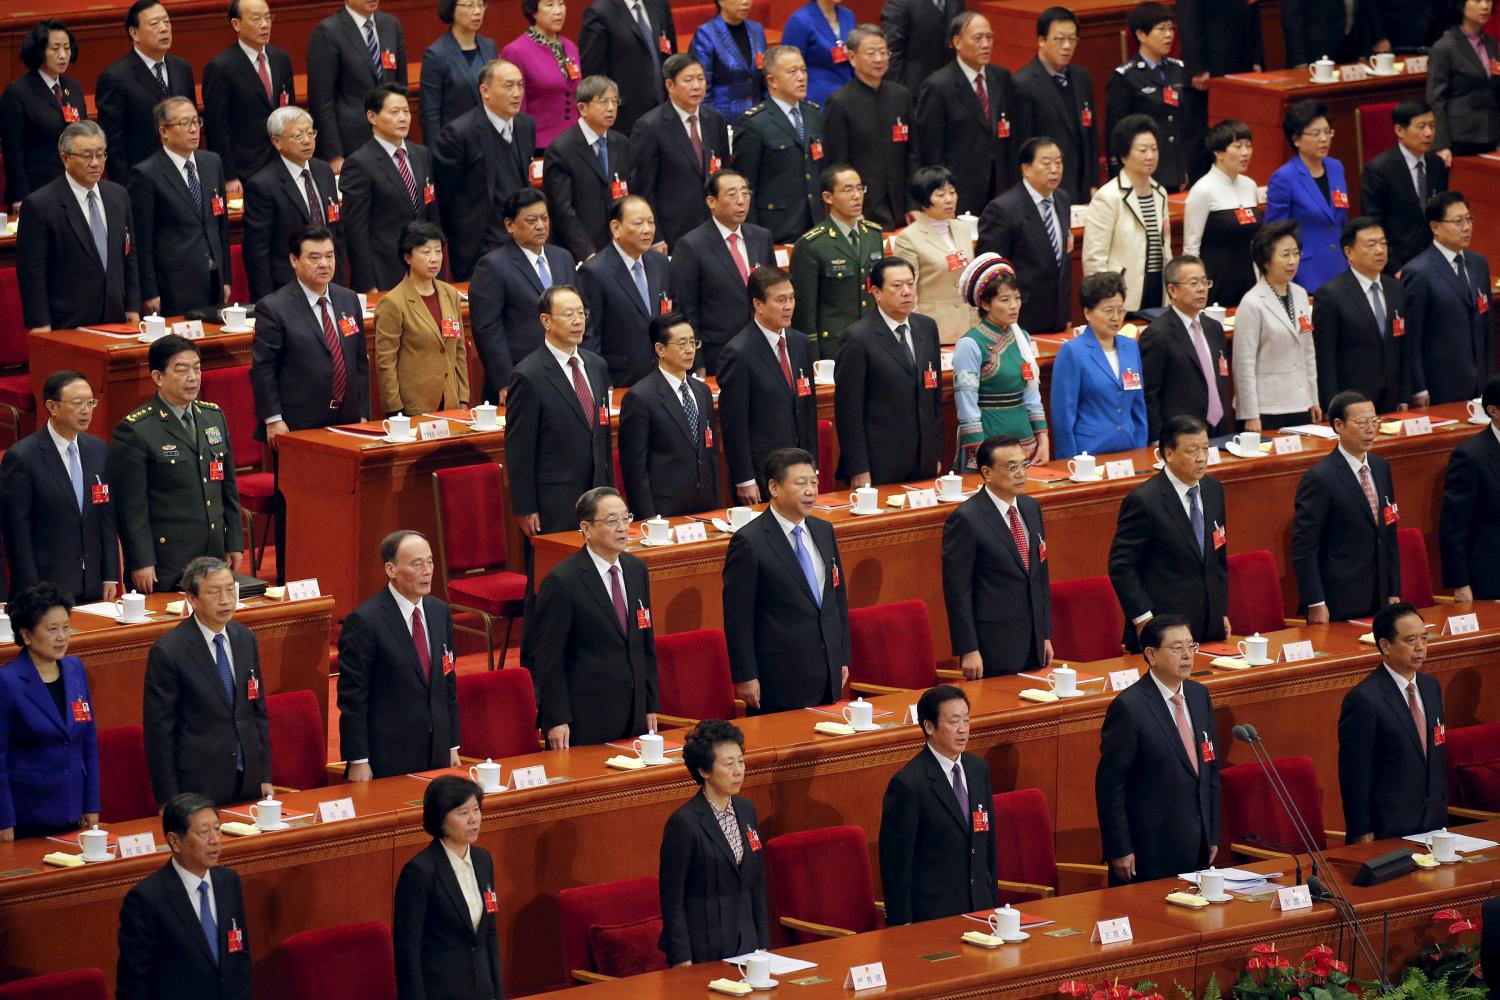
left=1198, top=869, right=1226, bottom=899
left=1238, top=634, right=1270, bottom=662
left=0, top=213, right=8, bottom=232
left=849, top=486, right=879, bottom=514
left=937, top=473, right=965, bottom=499
left=470, top=402, right=499, bottom=430
left=727, top=506, right=755, bottom=530
left=1369, top=51, right=1396, bottom=73
left=116, top=591, right=147, bottom=623
left=219, top=304, right=248, bottom=329
left=644, top=517, right=671, bottom=543
left=249, top=798, right=282, bottom=828
left=1429, top=828, right=1459, bottom=862
left=469, top=758, right=503, bottom=792
left=737, top=951, right=773, bottom=988
left=1236, top=431, right=1261, bottom=453
left=79, top=825, right=110, bottom=861
left=1310, top=56, right=1336, bottom=82
left=138, top=314, right=166, bottom=340
left=382, top=414, right=412, bottom=441
left=988, top=904, right=1022, bottom=938
left=1203, top=303, right=1228, bottom=325
left=1067, top=453, right=1097, bottom=479
left=1047, top=664, right=1078, bottom=696
left=814, top=359, right=836, bottom=381
left=1469, top=398, right=1486, bottom=421
left=0, top=613, right=10, bottom=644
left=842, top=698, right=875, bottom=728
left=634, top=732, right=666, bottom=764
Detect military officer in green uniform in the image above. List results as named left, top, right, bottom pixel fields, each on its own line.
left=108, top=334, right=243, bottom=593
left=732, top=45, right=826, bottom=245
left=1105, top=2, right=1189, bottom=190
left=790, top=164, right=886, bottom=361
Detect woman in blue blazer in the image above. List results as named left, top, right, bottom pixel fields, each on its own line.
left=780, top=0, right=855, bottom=107
left=1265, top=99, right=1348, bottom=294
left=0, top=583, right=99, bottom=841
left=419, top=0, right=500, bottom=143
left=690, top=1, right=768, bottom=120
left=1050, top=271, right=1149, bottom=459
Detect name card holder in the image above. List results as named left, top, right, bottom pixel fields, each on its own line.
left=673, top=521, right=708, bottom=543
left=774, top=247, right=791, bottom=268
left=510, top=765, right=548, bottom=790
left=1090, top=917, right=1133, bottom=944
left=318, top=797, right=356, bottom=823
left=1108, top=668, right=1140, bottom=691
left=903, top=704, right=918, bottom=725
left=907, top=488, right=939, bottom=509
left=1445, top=613, right=1481, bottom=636
left=172, top=319, right=206, bottom=339
left=1403, top=416, right=1433, bottom=437
left=1273, top=884, right=1313, bottom=911
left=285, top=578, right=320, bottom=601
left=1280, top=640, right=1315, bottom=663
left=1104, top=458, right=1136, bottom=480
left=844, top=963, right=888, bottom=991
left=118, top=833, right=158, bottom=858
left=417, top=420, right=452, bottom=441
left=1272, top=435, right=1304, bottom=455
left=1407, top=55, right=1429, bottom=72
left=1206, top=446, right=1223, bottom=466
left=1340, top=63, right=1369, bottom=81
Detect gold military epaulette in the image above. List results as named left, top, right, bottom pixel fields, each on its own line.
left=125, top=406, right=150, bottom=423
left=196, top=400, right=221, bottom=410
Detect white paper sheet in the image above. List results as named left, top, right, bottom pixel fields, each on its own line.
left=1404, top=831, right=1499, bottom=853
left=1279, top=424, right=1338, bottom=439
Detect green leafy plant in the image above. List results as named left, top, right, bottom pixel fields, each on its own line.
left=1398, top=908, right=1484, bottom=994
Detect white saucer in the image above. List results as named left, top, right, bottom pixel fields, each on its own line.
left=255, top=822, right=290, bottom=832
left=1367, top=67, right=1399, bottom=76
left=1243, top=657, right=1275, bottom=667
left=1053, top=689, right=1088, bottom=698
left=1068, top=473, right=1103, bottom=483
left=219, top=325, right=253, bottom=334
left=137, top=333, right=159, bottom=343
left=938, top=492, right=973, bottom=503
left=80, top=852, right=115, bottom=863
left=746, top=979, right=778, bottom=991
left=639, top=537, right=675, bottom=547
left=1001, top=931, right=1030, bottom=942
left=1470, top=415, right=1490, bottom=426
left=849, top=506, right=883, bottom=516
left=814, top=377, right=835, bottom=386
left=851, top=722, right=883, bottom=732
left=1224, top=444, right=1266, bottom=459
left=381, top=434, right=415, bottom=444
left=1201, top=893, right=1233, bottom=903
left=118, top=616, right=150, bottom=625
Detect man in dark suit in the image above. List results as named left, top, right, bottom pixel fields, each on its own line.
left=1139, top=255, right=1232, bottom=440
left=914, top=13, right=1024, bottom=217
left=824, top=25, right=918, bottom=230
left=432, top=58, right=535, bottom=282
left=1013, top=7, right=1098, bottom=203
left=1360, top=101, right=1447, bottom=274
left=1105, top=4, right=1190, bottom=190
left=1095, top=614, right=1220, bottom=884
left=879, top=685, right=999, bottom=925
left=116, top=793, right=253, bottom=1000
left=577, top=194, right=673, bottom=385
left=882, top=0, right=965, bottom=93
left=1401, top=191, right=1495, bottom=406
left=532, top=487, right=659, bottom=748
left=733, top=46, right=825, bottom=244
left=339, top=84, right=439, bottom=293
left=128, top=97, right=234, bottom=316
left=1177, top=0, right=1262, bottom=180
left=1313, top=218, right=1411, bottom=412
left=579, top=0, right=676, bottom=133
left=669, top=170, right=772, bottom=374
left=143, top=557, right=274, bottom=807
left=1283, top=0, right=1388, bottom=67
left=543, top=75, right=635, bottom=262
left=1292, top=390, right=1403, bottom=622
left=337, top=530, right=462, bottom=781
left=95, top=0, right=196, bottom=181
left=629, top=53, right=727, bottom=250
left=942, top=435, right=1053, bottom=678
left=619, top=313, right=721, bottom=518
left=976, top=137, right=1072, bottom=334
left=1108, top=415, right=1231, bottom=653
left=16, top=120, right=141, bottom=333
left=201, top=0, right=295, bottom=195
left=723, top=448, right=850, bottom=712
left=717, top=267, right=820, bottom=503
left=469, top=188, right=577, bottom=403
left=1441, top=374, right=1500, bottom=601
left=0, top=371, right=119, bottom=602
left=242, top=106, right=347, bottom=300
left=834, top=257, right=943, bottom=485
left=306, top=0, right=407, bottom=172
left=1338, top=602, right=1447, bottom=842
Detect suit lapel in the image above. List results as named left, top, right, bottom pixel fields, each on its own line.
left=1156, top=474, right=1204, bottom=561
left=974, top=492, right=1027, bottom=572
left=1290, top=157, right=1336, bottom=225
left=377, top=589, right=430, bottom=688
left=606, top=251, right=651, bottom=318
left=430, top=842, right=480, bottom=941
left=16, top=655, right=67, bottom=735
left=691, top=795, right=745, bottom=876
left=749, top=329, right=795, bottom=401
left=870, top=316, right=916, bottom=373
left=1029, top=62, right=1078, bottom=137
left=341, top=11, right=381, bottom=85
left=574, top=129, right=608, bottom=182
left=664, top=107, right=705, bottom=174
left=576, top=550, right=627, bottom=636
left=61, top=186, right=104, bottom=271
left=1426, top=245, right=1473, bottom=305
left=766, top=102, right=806, bottom=151
left=275, top=166, right=312, bottom=223
left=511, top=244, right=545, bottom=294
left=538, top=355, right=595, bottom=431
left=923, top=750, right=970, bottom=834
left=652, top=370, right=696, bottom=445
left=1377, top=669, right=1426, bottom=758
left=37, top=433, right=80, bottom=506
left=165, top=869, right=222, bottom=964
left=1328, top=452, right=1378, bottom=527
left=760, top=513, right=821, bottom=607
left=1141, top=683, right=1198, bottom=776
left=159, top=153, right=205, bottom=220
left=1082, top=330, right=1119, bottom=387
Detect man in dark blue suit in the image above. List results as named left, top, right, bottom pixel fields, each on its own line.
left=201, top=0, right=296, bottom=194
left=94, top=0, right=196, bottom=181
left=543, top=75, right=635, bottom=261
left=1401, top=191, right=1495, bottom=405
left=241, top=106, right=346, bottom=301
left=976, top=138, right=1072, bottom=335
left=578, top=0, right=676, bottom=133
left=576, top=194, right=672, bottom=386
left=306, top=0, right=407, bottom=172
left=1440, top=374, right=1500, bottom=602
left=629, top=53, right=728, bottom=251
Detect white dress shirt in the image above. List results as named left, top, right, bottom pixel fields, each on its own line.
left=442, top=841, right=484, bottom=929
left=984, top=488, right=1027, bottom=545
left=238, top=39, right=267, bottom=69
left=345, top=5, right=376, bottom=47
left=134, top=47, right=168, bottom=81
left=585, top=544, right=627, bottom=602
left=172, top=860, right=219, bottom=925
left=578, top=120, right=604, bottom=152
left=373, top=135, right=409, bottom=169
left=927, top=743, right=962, bottom=781
left=1383, top=662, right=1422, bottom=701
left=195, top=616, right=235, bottom=680
left=1150, top=669, right=1187, bottom=710
left=484, top=106, right=516, bottom=144
left=1398, top=143, right=1426, bottom=200
left=767, top=505, right=825, bottom=594
left=544, top=336, right=588, bottom=384
left=163, top=148, right=202, bottom=195
left=1351, top=267, right=1386, bottom=320
left=64, top=172, right=103, bottom=225
left=46, top=422, right=82, bottom=476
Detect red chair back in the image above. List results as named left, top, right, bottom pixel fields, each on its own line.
left=1397, top=528, right=1435, bottom=607
left=1445, top=722, right=1500, bottom=809
left=558, top=875, right=661, bottom=981
left=282, top=921, right=397, bottom=1000
left=765, top=825, right=878, bottom=941
left=456, top=668, right=540, bottom=759
left=432, top=463, right=509, bottom=574
left=266, top=690, right=327, bottom=790
left=199, top=364, right=263, bottom=469
left=1219, top=755, right=1328, bottom=851
left=818, top=419, right=834, bottom=493
left=991, top=789, right=1060, bottom=902
left=848, top=600, right=936, bottom=689
left=0, top=267, right=25, bottom=368
left=1049, top=576, right=1124, bottom=662
left=0, top=969, right=108, bottom=1000
left=229, top=244, right=251, bottom=306
left=655, top=629, right=737, bottom=721
left=1228, top=549, right=1286, bottom=635
left=97, top=725, right=157, bottom=822
left=1357, top=102, right=1398, bottom=163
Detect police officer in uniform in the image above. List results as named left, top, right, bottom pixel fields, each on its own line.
left=732, top=45, right=825, bottom=245
left=1105, top=3, right=1189, bottom=190
left=108, top=335, right=243, bottom=594
left=789, top=164, right=886, bottom=360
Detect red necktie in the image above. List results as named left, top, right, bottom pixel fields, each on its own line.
left=52, top=81, right=65, bottom=109
left=411, top=607, right=431, bottom=681
left=394, top=147, right=419, bottom=210
left=776, top=333, right=795, bottom=391
left=975, top=71, right=990, bottom=121
left=1358, top=465, right=1380, bottom=522
left=726, top=232, right=749, bottom=283
left=318, top=297, right=348, bottom=406
left=256, top=52, right=274, bottom=103
left=1007, top=505, right=1029, bottom=571
left=688, top=112, right=705, bottom=166
left=1407, top=682, right=1427, bottom=757
left=609, top=565, right=628, bottom=631
left=1171, top=693, right=1199, bottom=775
left=568, top=356, right=595, bottom=423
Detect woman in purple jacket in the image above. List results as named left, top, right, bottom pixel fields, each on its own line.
left=503, top=0, right=582, bottom=150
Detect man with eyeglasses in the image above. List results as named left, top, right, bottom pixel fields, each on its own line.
left=1014, top=6, right=1097, bottom=203
left=822, top=25, right=916, bottom=231
left=1095, top=613, right=1220, bottom=884
left=1359, top=101, right=1447, bottom=276
left=202, top=0, right=294, bottom=197
left=1400, top=190, right=1495, bottom=405
left=242, top=105, right=347, bottom=300
left=95, top=0, right=197, bottom=182
left=1139, top=253, right=1233, bottom=440
left=578, top=193, right=672, bottom=385
left=306, top=0, right=408, bottom=173
left=790, top=164, right=885, bottom=360
left=543, top=74, right=635, bottom=262
left=128, top=95, right=233, bottom=315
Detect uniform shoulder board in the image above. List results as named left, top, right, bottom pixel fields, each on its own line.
left=1167, top=56, right=1184, bottom=67
left=746, top=103, right=766, bottom=116
left=796, top=227, right=822, bottom=242
left=1115, top=62, right=1133, bottom=75
left=196, top=399, right=221, bottom=410
left=859, top=219, right=883, bottom=232
left=124, top=405, right=150, bottom=423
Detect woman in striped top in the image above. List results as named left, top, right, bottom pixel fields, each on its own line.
left=1082, top=113, right=1172, bottom=313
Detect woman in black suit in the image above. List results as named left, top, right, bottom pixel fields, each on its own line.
left=658, top=720, right=770, bottom=966
left=1428, top=0, right=1500, bottom=162
left=1, top=20, right=87, bottom=211
left=394, top=776, right=505, bottom=999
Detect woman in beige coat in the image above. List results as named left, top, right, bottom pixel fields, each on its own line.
left=1082, top=114, right=1171, bottom=313
left=892, top=165, right=978, bottom=345
left=374, top=221, right=470, bottom=416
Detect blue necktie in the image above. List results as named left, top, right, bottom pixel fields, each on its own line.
left=951, top=760, right=969, bottom=817
left=198, top=882, right=219, bottom=962
left=790, top=104, right=806, bottom=144
left=67, top=441, right=84, bottom=511
left=632, top=0, right=656, bottom=52
left=213, top=633, right=235, bottom=703
left=185, top=159, right=202, bottom=211
left=536, top=253, right=552, bottom=289
left=86, top=190, right=108, bottom=268
left=1188, top=485, right=1204, bottom=556
left=364, top=19, right=381, bottom=72
left=791, top=524, right=822, bottom=607
left=153, top=61, right=168, bottom=96
left=596, top=137, right=610, bottom=178
left=632, top=259, right=651, bottom=313
left=679, top=381, right=699, bottom=439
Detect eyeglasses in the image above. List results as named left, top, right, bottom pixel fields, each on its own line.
left=667, top=339, right=702, bottom=350
left=65, top=150, right=108, bottom=163
left=1442, top=215, right=1476, bottom=227
left=595, top=513, right=634, bottom=527
left=589, top=97, right=621, bottom=108
left=1160, top=642, right=1200, bottom=655
left=996, top=461, right=1032, bottom=474
left=1300, top=128, right=1336, bottom=140
left=169, top=117, right=204, bottom=130
left=282, top=129, right=318, bottom=142
left=1346, top=417, right=1381, bottom=429
left=57, top=398, right=99, bottom=410
left=1170, top=277, right=1215, bottom=290
left=835, top=184, right=868, bottom=195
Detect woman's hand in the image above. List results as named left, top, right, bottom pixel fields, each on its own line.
left=1032, top=432, right=1050, bottom=466
left=81, top=813, right=99, bottom=829
left=1309, top=405, right=1324, bottom=423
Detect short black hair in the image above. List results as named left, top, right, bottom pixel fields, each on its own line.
left=421, top=775, right=483, bottom=839
left=976, top=434, right=1023, bottom=470
left=380, top=529, right=427, bottom=564
left=663, top=52, right=701, bottom=82
left=706, top=170, right=747, bottom=199
left=20, top=20, right=76, bottom=71
left=1111, top=113, right=1160, bottom=162
left=365, top=82, right=407, bottom=116
left=1019, top=136, right=1061, bottom=166
left=764, top=447, right=815, bottom=485
left=1080, top=270, right=1127, bottom=310
left=682, top=719, right=745, bottom=786
left=9, top=582, right=74, bottom=649
left=1251, top=219, right=1301, bottom=272
left=1127, top=1, right=1173, bottom=39
left=576, top=485, right=622, bottom=523
left=289, top=224, right=335, bottom=258
left=539, top=283, right=582, bottom=316
left=1327, top=389, right=1370, bottom=426
left=227, top=0, right=244, bottom=19
left=125, top=0, right=163, bottom=33
left=649, top=312, right=692, bottom=346
left=870, top=256, right=914, bottom=290
left=162, top=792, right=217, bottom=840
left=1483, top=373, right=1500, bottom=416
left=917, top=684, right=968, bottom=737
left=1206, top=119, right=1252, bottom=155
left=1372, top=601, right=1422, bottom=652
left=1339, top=216, right=1382, bottom=253
left=909, top=165, right=956, bottom=209
left=1426, top=189, right=1469, bottom=226
left=503, top=186, right=548, bottom=221
left=42, top=369, right=88, bottom=404
left=819, top=163, right=857, bottom=196
left=1282, top=98, right=1329, bottom=147
left=400, top=221, right=446, bottom=261
left=1140, top=613, right=1191, bottom=651
left=748, top=266, right=792, bottom=305
left=1160, top=413, right=1209, bottom=451
left=1036, top=6, right=1079, bottom=37
left=436, top=0, right=459, bottom=24
left=948, top=11, right=984, bottom=42
left=1393, top=100, right=1433, bottom=129
left=608, top=194, right=651, bottom=225
left=521, top=0, right=543, bottom=22
left=148, top=334, right=200, bottom=374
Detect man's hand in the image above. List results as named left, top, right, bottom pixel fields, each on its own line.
left=226, top=179, right=243, bottom=198
left=131, top=566, right=158, bottom=593
left=850, top=472, right=871, bottom=488
left=0, top=828, right=12, bottom=843
left=222, top=285, right=233, bottom=305
left=1373, top=38, right=1392, bottom=53
left=1109, top=854, right=1136, bottom=881
left=260, top=783, right=274, bottom=800
left=1352, top=832, right=1375, bottom=844
left=516, top=512, right=541, bottom=537
left=28, top=326, right=52, bottom=335
left=82, top=812, right=99, bottom=829
left=1309, top=405, right=1324, bottom=423
left=647, top=712, right=658, bottom=733
left=1388, top=595, right=1402, bottom=605
left=1134, top=614, right=1153, bottom=634
left=1191, top=71, right=1211, bottom=91
left=1042, top=639, right=1054, bottom=668
left=1243, top=418, right=1262, bottom=432
left=449, top=749, right=462, bottom=768
left=840, top=665, right=849, bottom=692
left=125, top=312, right=141, bottom=325
left=1032, top=432, right=1050, bottom=465
left=227, top=551, right=243, bottom=572
left=1307, top=604, right=1330, bottom=625
left=330, top=156, right=345, bottom=174
left=347, top=761, right=373, bottom=782
left=960, top=650, right=984, bottom=680
left=143, top=297, right=161, bottom=314
left=102, top=581, right=119, bottom=601
left=547, top=724, right=571, bottom=750
left=1437, top=149, right=1453, bottom=168
left=1412, top=391, right=1431, bottom=408
left=735, top=484, right=763, bottom=504
left=675, top=961, right=692, bottom=968
left=651, top=241, right=668, bottom=255
left=1455, top=585, right=1474, bottom=603
left=734, top=679, right=761, bottom=710
left=1208, top=844, right=1218, bottom=865
left=1222, top=616, right=1233, bottom=640
left=266, top=419, right=290, bottom=447
left=497, top=388, right=507, bottom=406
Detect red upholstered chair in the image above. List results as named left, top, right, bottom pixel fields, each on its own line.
left=228, top=243, right=250, bottom=306
left=1356, top=102, right=1398, bottom=163
left=1219, top=756, right=1343, bottom=859
left=847, top=599, right=961, bottom=696
left=0, top=969, right=108, bottom=999
left=1228, top=549, right=1300, bottom=633
left=0, top=266, right=34, bottom=447
left=266, top=690, right=327, bottom=790
left=558, top=876, right=665, bottom=984
left=991, top=789, right=1106, bottom=901
left=97, top=725, right=157, bottom=823
left=765, top=825, right=881, bottom=942
left=1445, top=722, right=1500, bottom=820
left=431, top=464, right=528, bottom=669
left=1049, top=576, right=1124, bottom=662
left=456, top=668, right=543, bottom=759
left=282, top=921, right=397, bottom=1000
left=1397, top=528, right=1440, bottom=607
left=199, top=365, right=276, bottom=576
left=817, top=419, right=834, bottom=493
left=655, top=628, right=743, bottom=727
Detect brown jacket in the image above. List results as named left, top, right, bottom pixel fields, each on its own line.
left=373, top=274, right=469, bottom=415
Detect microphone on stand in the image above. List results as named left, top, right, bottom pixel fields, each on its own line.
left=1239, top=832, right=1325, bottom=900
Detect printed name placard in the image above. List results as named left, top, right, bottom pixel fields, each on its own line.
left=843, top=963, right=888, bottom=991
left=172, top=319, right=206, bottom=339
left=1446, top=613, right=1481, bottom=636
left=1207, top=446, right=1223, bottom=466
left=1340, top=63, right=1369, bottom=81
left=1407, top=55, right=1429, bottom=72
left=285, top=578, right=321, bottom=601
left=510, top=765, right=548, bottom=790
left=318, top=797, right=356, bottom=823
left=1274, top=884, right=1313, bottom=911
left=1280, top=640, right=1315, bottom=663
left=1108, top=668, right=1140, bottom=692
left=907, top=488, right=939, bottom=509
left=673, top=521, right=707, bottom=543
left=1104, top=458, right=1137, bottom=480
left=417, top=420, right=452, bottom=441
left=118, top=833, right=158, bottom=858
left=1403, top=416, right=1433, bottom=437
left=904, top=704, right=919, bottom=725
left=1091, top=917, right=1133, bottom=944
left=774, top=247, right=791, bottom=268
left=1272, top=435, right=1304, bottom=455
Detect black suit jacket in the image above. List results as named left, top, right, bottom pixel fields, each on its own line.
left=201, top=43, right=296, bottom=183
left=722, top=510, right=850, bottom=712
left=1284, top=0, right=1383, bottom=66
left=881, top=0, right=966, bottom=93
left=468, top=242, right=577, bottom=401
left=1440, top=426, right=1500, bottom=597
left=339, top=138, right=439, bottom=292
left=977, top=183, right=1071, bottom=334
left=1178, top=0, right=1263, bottom=77
left=658, top=793, right=770, bottom=965
left=823, top=77, right=918, bottom=230
left=307, top=9, right=408, bottom=161
left=128, top=148, right=234, bottom=313
left=879, top=748, right=998, bottom=925
left=1, top=70, right=88, bottom=206
left=336, top=588, right=461, bottom=778
left=16, top=174, right=140, bottom=330
left=942, top=490, right=1051, bottom=675
left=1108, top=472, right=1230, bottom=652
left=716, top=322, right=820, bottom=493
left=504, top=345, right=614, bottom=533
left=732, top=99, right=825, bottom=244
left=95, top=51, right=196, bottom=180
left=916, top=61, right=1024, bottom=216
left=1014, top=58, right=1098, bottom=203
left=241, top=156, right=347, bottom=301
left=1096, top=675, right=1220, bottom=882
left=619, top=367, right=721, bottom=517
left=1291, top=449, right=1402, bottom=619
left=0, top=427, right=118, bottom=601
left=433, top=107, right=536, bottom=281
left=116, top=862, right=251, bottom=1000
left=249, top=279, right=369, bottom=436
left=142, top=617, right=272, bottom=806
left=834, top=311, right=943, bottom=483
left=669, top=220, right=772, bottom=372
left=393, top=840, right=505, bottom=1000
left=1312, top=269, right=1410, bottom=411
left=543, top=123, right=634, bottom=262
left=1401, top=243, right=1495, bottom=404
left=579, top=0, right=676, bottom=133
left=1139, top=308, right=1233, bottom=440
left=1338, top=666, right=1447, bottom=838
left=578, top=244, right=673, bottom=385
left=630, top=100, right=727, bottom=248
left=1360, top=145, right=1448, bottom=274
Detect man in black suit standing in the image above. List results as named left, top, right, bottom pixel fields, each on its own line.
left=1095, top=614, right=1220, bottom=884
left=1441, top=374, right=1500, bottom=602
left=824, top=25, right=918, bottom=231
left=579, top=0, right=676, bottom=133
left=733, top=46, right=825, bottom=244
left=717, top=267, right=820, bottom=503
left=834, top=257, right=943, bottom=486
left=1177, top=0, right=1262, bottom=180
left=976, top=137, right=1072, bottom=334
left=1109, top=415, right=1231, bottom=653
left=670, top=171, right=772, bottom=374
left=1139, top=254, right=1232, bottom=440
left=1360, top=101, right=1447, bottom=274
left=0, top=370, right=119, bottom=602
left=16, top=120, right=141, bottom=333
left=1292, top=390, right=1402, bottom=623
left=242, top=105, right=346, bottom=301
left=1014, top=7, right=1097, bottom=203
left=543, top=75, right=635, bottom=262
left=95, top=0, right=196, bottom=181
left=532, top=487, right=659, bottom=748
left=577, top=194, right=672, bottom=385
left=619, top=313, right=721, bottom=518
left=116, top=793, right=253, bottom=1000
left=1338, top=601, right=1446, bottom=842
left=201, top=0, right=295, bottom=197
left=882, top=0, right=965, bottom=93
left=1313, top=218, right=1411, bottom=412
left=723, top=448, right=850, bottom=713
left=129, top=96, right=234, bottom=316
left=306, top=0, right=407, bottom=173
left=143, top=557, right=274, bottom=807
left=432, top=58, right=535, bottom=282
left=942, top=435, right=1052, bottom=678
left=630, top=53, right=727, bottom=250
left=337, top=530, right=461, bottom=781
left=879, top=684, right=999, bottom=925
left=1401, top=191, right=1495, bottom=406
left=1283, top=0, right=1388, bottom=67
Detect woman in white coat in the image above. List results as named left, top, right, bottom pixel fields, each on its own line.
left=1232, top=220, right=1322, bottom=431
left=1083, top=113, right=1171, bottom=313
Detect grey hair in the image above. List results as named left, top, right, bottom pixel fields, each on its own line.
left=847, top=24, right=886, bottom=53
left=575, top=74, right=618, bottom=106
left=152, top=95, right=196, bottom=128
left=181, top=556, right=233, bottom=597
left=58, top=119, right=105, bottom=155
left=575, top=486, right=623, bottom=525
left=762, top=44, right=802, bottom=77
left=1163, top=254, right=1206, bottom=288
left=266, top=104, right=312, bottom=139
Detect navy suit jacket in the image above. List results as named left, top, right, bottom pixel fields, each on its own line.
left=941, top=491, right=1051, bottom=676
left=1265, top=155, right=1350, bottom=292
left=127, top=148, right=234, bottom=314
left=117, top=862, right=252, bottom=1000
left=1400, top=243, right=1495, bottom=404
left=432, top=106, right=536, bottom=281
left=95, top=52, right=196, bottom=180
left=1049, top=327, right=1149, bottom=458
left=0, top=653, right=99, bottom=831
left=1440, top=426, right=1500, bottom=598
left=468, top=241, right=577, bottom=402
left=201, top=43, right=296, bottom=183
left=542, top=123, right=634, bottom=261
left=629, top=99, right=728, bottom=249
left=0, top=426, right=118, bottom=601
left=16, top=174, right=140, bottom=330
left=339, top=139, right=440, bottom=293
left=249, top=279, right=369, bottom=436
left=669, top=220, right=772, bottom=371
left=833, top=311, right=944, bottom=484
left=716, top=322, right=820, bottom=493
left=976, top=183, right=1072, bottom=335
left=1014, top=58, right=1097, bottom=203
left=241, top=156, right=347, bottom=301
left=619, top=367, right=721, bottom=517
left=418, top=30, right=500, bottom=142
left=1338, top=666, right=1447, bottom=839
left=1138, top=307, right=1233, bottom=440
left=1291, top=449, right=1401, bottom=619
left=1311, top=269, right=1410, bottom=412
left=579, top=0, right=676, bottom=133
left=307, top=9, right=408, bottom=161
left=578, top=244, right=673, bottom=385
